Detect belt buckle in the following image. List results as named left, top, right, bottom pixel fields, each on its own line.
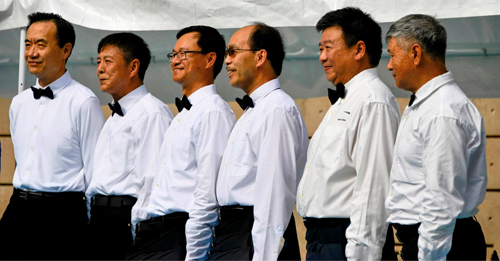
left=19, top=190, right=29, bottom=200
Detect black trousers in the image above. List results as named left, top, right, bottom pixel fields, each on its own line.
left=0, top=188, right=87, bottom=260
left=126, top=212, right=189, bottom=260
left=87, top=195, right=137, bottom=260
left=304, top=217, right=397, bottom=261
left=209, top=205, right=300, bottom=261
left=209, top=205, right=254, bottom=260
left=393, top=217, right=486, bottom=261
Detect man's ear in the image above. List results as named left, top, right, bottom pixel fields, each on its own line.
left=62, top=43, right=72, bottom=60
left=255, top=49, right=267, bottom=68
left=354, top=40, right=366, bottom=61
left=129, top=58, right=140, bottom=78
left=206, top=52, right=216, bottom=69
left=410, top=44, right=422, bottom=66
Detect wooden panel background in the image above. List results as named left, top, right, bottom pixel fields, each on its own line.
left=0, top=97, right=499, bottom=260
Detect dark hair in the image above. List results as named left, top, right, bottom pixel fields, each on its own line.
left=316, top=7, right=382, bottom=67
left=248, top=22, right=286, bottom=76
left=176, top=25, right=226, bottom=79
left=386, top=14, right=447, bottom=62
left=27, top=12, right=76, bottom=63
left=97, top=32, right=152, bottom=81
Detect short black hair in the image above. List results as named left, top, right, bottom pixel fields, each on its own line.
left=27, top=12, right=76, bottom=63
left=176, top=25, right=226, bottom=79
left=248, top=22, right=286, bottom=76
left=97, top=32, right=152, bottom=81
left=316, top=7, right=382, bottom=67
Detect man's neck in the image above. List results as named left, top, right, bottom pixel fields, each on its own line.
left=182, top=80, right=214, bottom=97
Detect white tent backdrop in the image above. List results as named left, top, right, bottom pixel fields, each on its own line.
left=1, top=0, right=499, bottom=103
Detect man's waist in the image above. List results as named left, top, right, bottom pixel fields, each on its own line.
left=303, top=217, right=351, bottom=229
left=136, top=212, right=189, bottom=233
left=13, top=188, right=85, bottom=201
left=91, top=194, right=137, bottom=208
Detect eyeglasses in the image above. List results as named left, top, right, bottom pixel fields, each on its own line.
left=225, top=47, right=259, bottom=58
left=167, top=50, right=205, bottom=62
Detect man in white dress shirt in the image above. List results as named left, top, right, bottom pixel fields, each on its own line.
left=385, top=14, right=487, bottom=261
left=127, top=26, right=235, bottom=260
left=296, top=7, right=401, bottom=260
left=86, top=32, right=173, bottom=259
left=0, top=12, right=104, bottom=259
left=211, top=22, right=309, bottom=261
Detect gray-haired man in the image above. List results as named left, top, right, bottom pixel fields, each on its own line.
left=385, top=14, right=487, bottom=261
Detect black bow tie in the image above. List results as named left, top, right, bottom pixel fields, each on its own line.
left=108, top=102, right=124, bottom=117
left=235, top=95, right=254, bottom=110
left=409, top=93, right=416, bottom=106
left=31, top=86, right=54, bottom=100
left=328, top=83, right=346, bottom=105
left=175, top=95, right=192, bottom=112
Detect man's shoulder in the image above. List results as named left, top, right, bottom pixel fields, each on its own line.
left=137, top=93, right=172, bottom=117
left=202, top=93, right=234, bottom=114
left=63, top=79, right=100, bottom=104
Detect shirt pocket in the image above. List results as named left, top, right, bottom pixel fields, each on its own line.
left=229, top=135, right=254, bottom=177
left=393, top=141, right=424, bottom=183
left=313, top=125, right=347, bottom=170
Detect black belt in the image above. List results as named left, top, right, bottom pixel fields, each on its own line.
left=392, top=216, right=476, bottom=233
left=13, top=188, right=85, bottom=201
left=136, top=212, right=189, bottom=233
left=219, top=205, right=253, bottom=220
left=91, top=195, right=137, bottom=208
left=303, top=217, right=351, bottom=229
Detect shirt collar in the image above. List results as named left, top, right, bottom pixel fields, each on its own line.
left=412, top=72, right=454, bottom=107
left=187, top=84, right=217, bottom=106
left=344, top=68, right=378, bottom=98
left=34, top=70, right=72, bottom=96
left=249, top=78, right=280, bottom=105
left=113, top=85, right=148, bottom=115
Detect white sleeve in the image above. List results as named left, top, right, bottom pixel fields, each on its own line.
left=346, top=102, right=400, bottom=261
left=417, top=117, right=470, bottom=261
left=77, top=97, right=105, bottom=190
left=251, top=108, right=305, bottom=261
left=185, top=110, right=235, bottom=260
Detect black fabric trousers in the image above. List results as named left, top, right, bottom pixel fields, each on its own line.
left=278, top=214, right=301, bottom=261
left=87, top=195, right=137, bottom=260
left=126, top=212, right=189, bottom=260
left=304, top=217, right=397, bottom=261
left=208, top=205, right=255, bottom=260
left=0, top=188, right=88, bottom=260
left=393, top=217, right=486, bottom=261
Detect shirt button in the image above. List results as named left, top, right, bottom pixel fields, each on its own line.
left=404, top=115, right=408, bottom=119
left=30, top=149, right=34, bottom=153
left=163, top=162, right=166, bottom=166
left=157, top=184, right=159, bottom=187
left=25, top=171, right=30, bottom=175
left=390, top=214, right=393, bottom=217
left=177, top=119, right=180, bottom=122
left=33, top=126, right=37, bottom=131
left=389, top=191, right=392, bottom=196
left=306, top=165, right=309, bottom=169
left=39, top=105, right=43, bottom=108
left=391, top=166, right=394, bottom=171
left=299, top=194, right=302, bottom=198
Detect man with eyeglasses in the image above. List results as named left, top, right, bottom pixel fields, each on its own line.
left=209, top=22, right=308, bottom=261
left=126, top=26, right=235, bottom=260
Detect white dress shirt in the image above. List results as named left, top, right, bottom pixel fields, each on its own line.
left=10, top=71, right=104, bottom=192
left=386, top=72, right=487, bottom=261
left=87, top=85, right=173, bottom=225
left=297, top=68, right=401, bottom=261
left=146, top=84, right=235, bottom=260
left=216, top=79, right=309, bottom=261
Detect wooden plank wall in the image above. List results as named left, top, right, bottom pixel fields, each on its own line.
left=0, top=97, right=498, bottom=260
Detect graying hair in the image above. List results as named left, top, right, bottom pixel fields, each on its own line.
left=386, top=14, right=447, bottom=62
